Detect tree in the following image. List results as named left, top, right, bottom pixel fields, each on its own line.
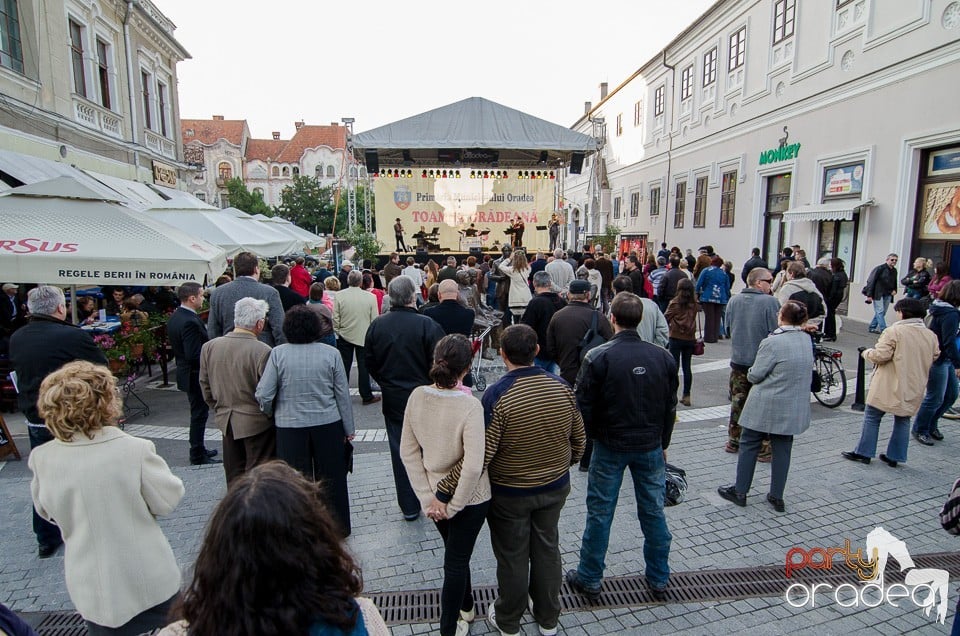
left=276, top=175, right=349, bottom=235
left=223, top=178, right=272, bottom=216
left=340, top=226, right=383, bottom=265
left=593, top=224, right=621, bottom=256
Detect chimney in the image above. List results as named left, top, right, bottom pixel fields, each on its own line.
left=212, top=115, right=224, bottom=121
left=600, top=82, right=608, bottom=100
left=272, top=131, right=280, bottom=140
left=584, top=101, right=592, bottom=114
left=294, top=120, right=304, bottom=130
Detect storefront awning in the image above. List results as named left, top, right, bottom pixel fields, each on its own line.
left=782, top=198, right=875, bottom=223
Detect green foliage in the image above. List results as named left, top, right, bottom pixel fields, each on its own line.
left=340, top=226, right=383, bottom=265
left=595, top=225, right=621, bottom=255
left=224, top=178, right=272, bottom=216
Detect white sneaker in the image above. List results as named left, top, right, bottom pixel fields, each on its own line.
left=526, top=595, right=558, bottom=636
left=454, top=618, right=470, bottom=636
left=943, top=406, right=960, bottom=420
left=487, top=603, right=520, bottom=636
left=460, top=606, right=475, bottom=623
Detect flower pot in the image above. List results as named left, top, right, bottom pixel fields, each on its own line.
left=130, top=343, right=144, bottom=357
left=108, top=359, right=125, bottom=374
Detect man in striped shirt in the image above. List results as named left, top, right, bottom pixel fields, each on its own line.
left=440, top=324, right=584, bottom=636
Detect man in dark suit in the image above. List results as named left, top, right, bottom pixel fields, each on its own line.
left=9, top=285, right=107, bottom=558
left=423, top=279, right=475, bottom=337
left=207, top=252, right=286, bottom=346
left=0, top=283, right=26, bottom=337
left=271, top=263, right=306, bottom=313
left=168, top=282, right=220, bottom=466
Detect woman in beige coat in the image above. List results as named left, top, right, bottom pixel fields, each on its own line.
left=29, top=361, right=183, bottom=636
left=843, top=298, right=940, bottom=467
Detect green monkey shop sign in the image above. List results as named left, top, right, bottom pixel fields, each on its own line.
left=759, top=143, right=801, bottom=165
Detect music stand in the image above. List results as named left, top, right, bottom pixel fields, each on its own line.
left=535, top=225, right=547, bottom=231
left=429, top=227, right=440, bottom=236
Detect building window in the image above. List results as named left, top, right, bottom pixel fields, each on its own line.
left=728, top=27, right=746, bottom=71
left=773, top=0, right=796, bottom=44
left=327, top=165, right=335, bottom=178
left=157, top=80, right=168, bottom=136
left=271, top=166, right=280, bottom=177
left=630, top=191, right=639, bottom=217
left=693, top=176, right=707, bottom=227
left=633, top=100, right=643, bottom=127
left=613, top=196, right=621, bottom=220
left=649, top=186, right=661, bottom=216
left=194, top=192, right=205, bottom=201
left=220, top=195, right=230, bottom=210
left=836, top=0, right=854, bottom=7
left=95, top=38, right=111, bottom=109
left=674, top=181, right=686, bottom=228
left=703, top=48, right=717, bottom=86
left=680, top=65, right=694, bottom=100
left=281, top=166, right=290, bottom=177
left=720, top=170, right=737, bottom=227
left=616, top=113, right=623, bottom=136
left=69, top=19, right=86, bottom=97
left=0, top=0, right=23, bottom=73
left=218, top=162, right=232, bottom=181
left=292, top=166, right=299, bottom=177
left=140, top=70, right=152, bottom=130
left=654, top=86, right=664, bottom=116
left=315, top=165, right=322, bottom=178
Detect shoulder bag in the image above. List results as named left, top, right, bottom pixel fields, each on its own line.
left=693, top=310, right=705, bottom=356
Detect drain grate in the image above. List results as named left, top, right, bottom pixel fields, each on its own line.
left=23, top=552, right=960, bottom=630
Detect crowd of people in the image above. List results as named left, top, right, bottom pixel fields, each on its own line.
left=8, top=239, right=960, bottom=636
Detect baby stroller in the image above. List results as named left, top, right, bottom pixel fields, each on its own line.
left=471, top=318, right=495, bottom=391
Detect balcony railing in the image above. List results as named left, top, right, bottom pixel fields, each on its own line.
left=143, top=129, right=176, bottom=160
left=73, top=97, right=123, bottom=140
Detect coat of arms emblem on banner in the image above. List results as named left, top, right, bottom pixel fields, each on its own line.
left=394, top=186, right=412, bottom=210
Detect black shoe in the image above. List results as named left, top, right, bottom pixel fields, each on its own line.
left=204, top=448, right=218, bottom=458
left=646, top=578, right=669, bottom=602
left=766, top=494, right=786, bottom=513
left=402, top=511, right=420, bottom=521
left=38, top=540, right=62, bottom=559
left=841, top=451, right=871, bottom=465
left=931, top=429, right=945, bottom=441
left=362, top=396, right=382, bottom=405
left=879, top=453, right=898, bottom=468
left=565, top=569, right=601, bottom=603
left=717, top=485, right=746, bottom=507
left=190, top=455, right=223, bottom=465
left=913, top=432, right=935, bottom=446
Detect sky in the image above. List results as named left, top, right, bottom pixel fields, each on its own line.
left=161, top=0, right=716, bottom=140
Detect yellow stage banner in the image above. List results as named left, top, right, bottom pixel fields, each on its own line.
left=375, top=171, right=555, bottom=253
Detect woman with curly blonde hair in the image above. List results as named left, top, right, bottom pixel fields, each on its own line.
left=29, top=360, right=184, bottom=636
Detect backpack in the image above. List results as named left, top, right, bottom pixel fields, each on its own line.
left=789, top=289, right=824, bottom=319
left=578, top=311, right=607, bottom=362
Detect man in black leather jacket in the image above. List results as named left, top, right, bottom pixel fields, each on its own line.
left=365, top=276, right=445, bottom=521
left=566, top=292, right=678, bottom=603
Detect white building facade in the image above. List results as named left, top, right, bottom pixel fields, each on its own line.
left=564, top=0, right=960, bottom=324
left=0, top=0, right=189, bottom=187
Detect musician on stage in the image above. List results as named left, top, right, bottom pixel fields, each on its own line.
left=463, top=223, right=478, bottom=237
left=512, top=216, right=525, bottom=248
left=413, top=226, right=428, bottom=250
left=548, top=213, right=561, bottom=251
left=394, top=218, right=408, bottom=252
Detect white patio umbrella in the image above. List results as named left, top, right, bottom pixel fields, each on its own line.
left=0, top=177, right=227, bottom=286
left=250, top=214, right=325, bottom=248
left=143, top=202, right=302, bottom=258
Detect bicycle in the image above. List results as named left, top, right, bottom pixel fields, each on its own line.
left=811, top=331, right=847, bottom=407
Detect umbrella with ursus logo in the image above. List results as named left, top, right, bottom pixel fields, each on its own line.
left=0, top=177, right=227, bottom=286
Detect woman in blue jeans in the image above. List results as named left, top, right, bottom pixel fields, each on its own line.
left=400, top=335, right=490, bottom=636
left=912, top=280, right=960, bottom=445
left=842, top=299, right=939, bottom=467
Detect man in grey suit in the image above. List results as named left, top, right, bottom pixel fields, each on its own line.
left=207, top=252, right=286, bottom=346
left=200, top=297, right=276, bottom=484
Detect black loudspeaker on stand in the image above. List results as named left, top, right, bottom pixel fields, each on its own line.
left=569, top=152, right=585, bottom=175
left=365, top=150, right=379, bottom=175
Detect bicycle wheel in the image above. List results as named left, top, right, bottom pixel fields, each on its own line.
left=813, top=355, right=847, bottom=408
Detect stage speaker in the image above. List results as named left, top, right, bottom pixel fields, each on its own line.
left=569, top=152, right=585, bottom=175
left=416, top=248, right=428, bottom=258
left=365, top=150, right=380, bottom=174
left=469, top=247, right=483, bottom=258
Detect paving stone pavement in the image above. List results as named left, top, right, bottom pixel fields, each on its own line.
left=2, top=320, right=959, bottom=634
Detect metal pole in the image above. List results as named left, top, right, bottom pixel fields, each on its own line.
left=851, top=346, right=867, bottom=411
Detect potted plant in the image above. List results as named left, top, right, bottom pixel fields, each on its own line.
left=93, top=333, right=129, bottom=374
left=119, top=322, right=157, bottom=359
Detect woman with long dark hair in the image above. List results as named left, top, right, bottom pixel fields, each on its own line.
left=823, top=258, right=848, bottom=341
left=160, top=461, right=389, bottom=636
left=928, top=261, right=952, bottom=299
left=400, top=334, right=490, bottom=636
left=665, top=278, right=700, bottom=406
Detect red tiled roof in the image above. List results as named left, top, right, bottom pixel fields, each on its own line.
left=181, top=119, right=247, bottom=146
left=276, top=125, right=347, bottom=162
left=245, top=138, right=288, bottom=162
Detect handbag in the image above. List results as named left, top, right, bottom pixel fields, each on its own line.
left=692, top=311, right=705, bottom=356
left=940, top=477, right=960, bottom=535
left=664, top=463, right=687, bottom=506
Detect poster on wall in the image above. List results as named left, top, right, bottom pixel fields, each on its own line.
left=823, top=162, right=864, bottom=199
left=929, top=148, right=960, bottom=177
left=374, top=171, right=555, bottom=253
left=918, top=181, right=960, bottom=239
